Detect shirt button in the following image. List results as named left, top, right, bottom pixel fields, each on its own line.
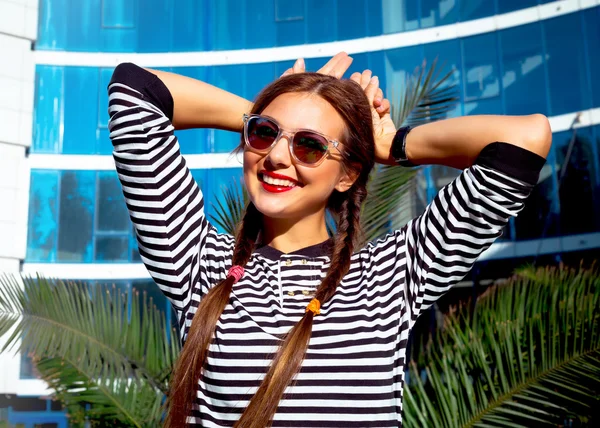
left=302, top=290, right=310, bottom=296
left=301, top=259, right=307, bottom=265
left=287, top=290, right=295, bottom=296
left=285, top=260, right=292, bottom=266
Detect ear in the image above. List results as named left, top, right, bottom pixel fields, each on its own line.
left=334, top=165, right=360, bottom=193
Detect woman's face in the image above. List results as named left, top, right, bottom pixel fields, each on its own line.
left=243, top=92, right=355, bottom=221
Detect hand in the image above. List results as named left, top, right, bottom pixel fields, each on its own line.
left=350, top=70, right=397, bottom=164
left=280, top=52, right=354, bottom=79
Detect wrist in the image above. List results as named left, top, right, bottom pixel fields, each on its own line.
left=391, top=126, right=416, bottom=167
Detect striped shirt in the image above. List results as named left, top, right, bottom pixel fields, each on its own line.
left=108, top=63, right=544, bottom=427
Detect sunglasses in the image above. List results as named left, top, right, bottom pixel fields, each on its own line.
left=242, top=114, right=342, bottom=167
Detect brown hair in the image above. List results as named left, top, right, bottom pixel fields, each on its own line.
left=166, top=73, right=375, bottom=427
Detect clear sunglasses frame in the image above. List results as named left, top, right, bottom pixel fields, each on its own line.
left=242, top=114, right=342, bottom=167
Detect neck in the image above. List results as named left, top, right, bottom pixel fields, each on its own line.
left=261, top=209, right=330, bottom=254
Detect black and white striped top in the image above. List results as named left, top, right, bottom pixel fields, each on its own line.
left=108, top=63, right=544, bottom=427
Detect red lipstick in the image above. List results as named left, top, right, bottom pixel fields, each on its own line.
left=259, top=170, right=301, bottom=193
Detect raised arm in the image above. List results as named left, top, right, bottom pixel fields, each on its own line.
left=108, top=63, right=243, bottom=311
left=355, top=70, right=551, bottom=323
left=142, top=68, right=251, bottom=131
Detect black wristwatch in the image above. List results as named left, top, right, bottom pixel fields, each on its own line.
left=391, top=126, right=415, bottom=167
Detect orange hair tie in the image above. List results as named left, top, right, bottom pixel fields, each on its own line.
left=306, top=298, right=321, bottom=316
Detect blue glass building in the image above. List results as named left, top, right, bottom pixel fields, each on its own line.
left=3, top=0, right=600, bottom=424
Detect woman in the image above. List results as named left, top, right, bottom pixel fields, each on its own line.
left=108, top=53, right=551, bottom=427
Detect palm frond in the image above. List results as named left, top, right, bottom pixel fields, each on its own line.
left=403, top=265, right=600, bottom=427
left=393, top=57, right=460, bottom=128
left=209, top=179, right=248, bottom=235
left=362, top=58, right=459, bottom=242
left=36, top=355, right=163, bottom=427
left=0, top=274, right=179, bottom=394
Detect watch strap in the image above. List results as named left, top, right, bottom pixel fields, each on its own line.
left=391, top=126, right=415, bottom=167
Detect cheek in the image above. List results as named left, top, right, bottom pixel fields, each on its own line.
left=299, top=161, right=343, bottom=191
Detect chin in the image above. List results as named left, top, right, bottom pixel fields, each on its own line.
left=251, top=196, right=297, bottom=219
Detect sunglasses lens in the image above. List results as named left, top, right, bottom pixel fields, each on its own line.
left=292, top=131, right=329, bottom=164
left=247, top=117, right=279, bottom=150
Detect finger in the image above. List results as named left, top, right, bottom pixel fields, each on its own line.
left=350, top=72, right=361, bottom=85
left=365, top=76, right=379, bottom=103
left=374, top=88, right=384, bottom=107
left=317, top=52, right=348, bottom=75
left=330, top=55, right=353, bottom=78
left=377, top=99, right=391, bottom=115
left=360, top=69, right=372, bottom=89
left=280, top=68, right=293, bottom=78
left=292, top=58, right=305, bottom=74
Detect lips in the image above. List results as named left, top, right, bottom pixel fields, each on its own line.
left=259, top=170, right=301, bottom=193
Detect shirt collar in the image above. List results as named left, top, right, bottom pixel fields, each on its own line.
left=254, top=238, right=333, bottom=261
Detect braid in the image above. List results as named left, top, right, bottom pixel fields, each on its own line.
left=317, top=186, right=366, bottom=303
left=165, top=203, right=262, bottom=427
left=235, top=185, right=367, bottom=428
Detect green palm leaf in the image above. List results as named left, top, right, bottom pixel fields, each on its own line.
left=36, top=355, right=163, bottom=427
left=403, top=266, right=600, bottom=427
left=209, top=179, right=248, bottom=235
left=0, top=274, right=179, bottom=426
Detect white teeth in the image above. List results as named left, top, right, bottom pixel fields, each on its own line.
left=262, top=174, right=296, bottom=187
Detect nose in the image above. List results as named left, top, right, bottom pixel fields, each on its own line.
left=265, top=134, right=292, bottom=169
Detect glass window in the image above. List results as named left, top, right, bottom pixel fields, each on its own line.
left=554, top=128, right=600, bottom=235
left=97, top=172, right=129, bottom=232
left=381, top=0, right=419, bottom=33
left=276, top=0, right=304, bottom=21
left=276, top=20, right=304, bottom=46
left=208, top=65, right=245, bottom=152
left=102, top=0, right=135, bottom=28
left=423, top=39, right=462, bottom=118
left=37, top=0, right=68, bottom=50
left=57, top=171, right=95, bottom=262
left=211, top=0, right=246, bottom=50
left=583, top=8, right=600, bottom=108
left=33, top=66, right=64, bottom=154
left=27, top=171, right=59, bottom=262
left=305, top=0, right=336, bottom=43
left=462, top=33, right=499, bottom=101
left=459, top=0, right=496, bottom=21
left=62, top=67, right=99, bottom=154
left=137, top=0, right=172, bottom=52
left=462, top=33, right=501, bottom=115
left=65, top=0, right=101, bottom=51
left=245, top=63, right=277, bottom=101
left=384, top=45, right=424, bottom=109
left=95, top=236, right=129, bottom=261
left=98, top=68, right=114, bottom=129
left=499, top=22, right=548, bottom=115
left=497, top=0, right=538, bottom=14
left=203, top=168, right=244, bottom=233
left=421, top=0, right=459, bottom=28
left=246, top=0, right=276, bottom=48
left=172, top=0, right=207, bottom=51
left=338, top=0, right=368, bottom=39
left=543, top=12, right=591, bottom=115
left=171, top=67, right=210, bottom=154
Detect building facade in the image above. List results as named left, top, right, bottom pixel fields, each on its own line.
left=2, top=0, right=600, bottom=423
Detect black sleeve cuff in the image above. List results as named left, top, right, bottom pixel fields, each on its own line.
left=109, top=63, right=174, bottom=121
left=474, top=142, right=546, bottom=186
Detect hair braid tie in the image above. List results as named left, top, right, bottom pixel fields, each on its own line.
left=227, top=265, right=245, bottom=283
left=306, top=298, right=321, bottom=315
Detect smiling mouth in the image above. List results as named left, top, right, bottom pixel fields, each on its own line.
left=258, top=171, right=302, bottom=193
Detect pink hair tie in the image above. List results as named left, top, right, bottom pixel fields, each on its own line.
left=227, top=265, right=245, bottom=283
